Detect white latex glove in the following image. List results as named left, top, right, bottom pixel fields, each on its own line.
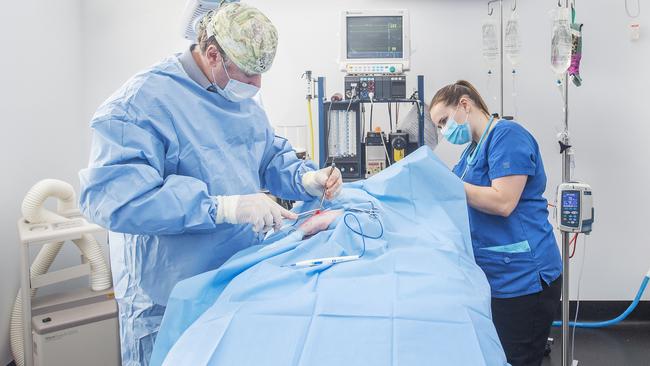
left=302, top=166, right=343, bottom=200
left=214, top=193, right=297, bottom=233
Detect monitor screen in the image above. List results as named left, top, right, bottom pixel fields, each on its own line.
left=346, top=16, right=403, bottom=59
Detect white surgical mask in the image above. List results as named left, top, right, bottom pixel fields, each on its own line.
left=211, top=59, right=259, bottom=102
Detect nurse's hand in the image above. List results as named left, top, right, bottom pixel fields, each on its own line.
left=302, top=166, right=343, bottom=200
left=214, top=194, right=297, bottom=233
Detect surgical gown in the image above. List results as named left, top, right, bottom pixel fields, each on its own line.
left=78, top=54, right=317, bottom=366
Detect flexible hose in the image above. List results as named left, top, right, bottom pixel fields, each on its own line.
left=21, top=179, right=76, bottom=223
left=552, top=274, right=649, bottom=328
left=10, top=241, right=64, bottom=366
left=73, top=233, right=113, bottom=291
left=307, top=99, right=315, bottom=160
left=10, top=179, right=112, bottom=366
left=20, top=179, right=111, bottom=290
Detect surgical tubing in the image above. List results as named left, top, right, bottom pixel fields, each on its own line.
left=552, top=274, right=649, bottom=328
left=10, top=179, right=112, bottom=366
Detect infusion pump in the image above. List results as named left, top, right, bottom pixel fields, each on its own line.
left=556, top=182, right=594, bottom=233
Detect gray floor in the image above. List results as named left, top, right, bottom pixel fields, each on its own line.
left=6, top=323, right=648, bottom=366
left=541, top=322, right=650, bottom=366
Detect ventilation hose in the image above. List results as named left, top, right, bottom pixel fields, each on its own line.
left=10, top=179, right=112, bottom=366
left=552, top=271, right=650, bottom=328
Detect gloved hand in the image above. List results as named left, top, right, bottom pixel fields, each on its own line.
left=214, top=193, right=297, bottom=233
left=302, top=166, right=343, bottom=200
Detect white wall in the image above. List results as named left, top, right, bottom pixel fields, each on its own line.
left=0, top=1, right=87, bottom=363
left=1, top=1, right=648, bottom=361
left=80, top=1, right=188, bottom=121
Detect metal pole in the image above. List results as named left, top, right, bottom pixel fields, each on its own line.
left=561, top=1, right=571, bottom=364
left=561, top=84, right=571, bottom=366
left=499, top=0, right=504, bottom=117
left=317, top=76, right=327, bottom=168
left=417, top=75, right=425, bottom=146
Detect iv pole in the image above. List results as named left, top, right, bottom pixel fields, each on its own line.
left=559, top=0, right=572, bottom=365
left=487, top=1, right=571, bottom=364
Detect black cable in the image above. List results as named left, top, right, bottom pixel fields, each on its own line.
left=388, top=103, right=393, bottom=132
left=361, top=103, right=366, bottom=143
left=396, top=103, right=400, bottom=128
left=369, top=103, right=374, bottom=132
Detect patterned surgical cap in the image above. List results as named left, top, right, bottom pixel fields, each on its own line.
left=202, top=3, right=278, bottom=75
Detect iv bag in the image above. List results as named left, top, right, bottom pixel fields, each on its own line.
left=504, top=11, right=521, bottom=67
left=482, top=18, right=499, bottom=69
left=550, top=8, right=572, bottom=75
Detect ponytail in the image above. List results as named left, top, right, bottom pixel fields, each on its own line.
left=429, top=80, right=490, bottom=117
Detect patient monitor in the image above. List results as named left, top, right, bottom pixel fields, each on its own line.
left=339, top=9, right=411, bottom=73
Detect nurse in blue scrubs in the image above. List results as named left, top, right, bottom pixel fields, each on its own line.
left=428, top=80, right=562, bottom=366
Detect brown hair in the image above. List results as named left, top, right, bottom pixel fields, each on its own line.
left=429, top=80, right=490, bottom=117
left=196, top=10, right=229, bottom=62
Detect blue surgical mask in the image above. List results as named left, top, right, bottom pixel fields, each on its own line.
left=441, top=106, right=472, bottom=145
left=211, top=59, right=259, bottom=102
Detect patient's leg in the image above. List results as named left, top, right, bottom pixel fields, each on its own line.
left=298, top=210, right=343, bottom=236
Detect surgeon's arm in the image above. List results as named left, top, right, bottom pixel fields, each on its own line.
left=259, top=134, right=318, bottom=201
left=79, top=118, right=219, bottom=235
left=464, top=175, right=527, bottom=217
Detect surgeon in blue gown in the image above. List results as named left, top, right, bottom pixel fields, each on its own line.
left=78, top=3, right=341, bottom=365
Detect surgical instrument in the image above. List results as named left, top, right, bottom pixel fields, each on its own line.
left=318, top=161, right=336, bottom=210
left=295, top=209, right=322, bottom=218
left=282, top=255, right=361, bottom=268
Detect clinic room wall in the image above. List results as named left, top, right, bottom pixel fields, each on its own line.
left=0, top=1, right=87, bottom=364
left=80, top=0, right=188, bottom=122
left=80, top=0, right=649, bottom=302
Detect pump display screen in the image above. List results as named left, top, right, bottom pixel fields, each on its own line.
left=562, top=191, right=579, bottom=209
left=346, top=16, right=403, bottom=59
left=561, top=190, right=580, bottom=228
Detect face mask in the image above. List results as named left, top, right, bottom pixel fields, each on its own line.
left=211, top=59, right=259, bottom=102
left=441, top=106, right=472, bottom=145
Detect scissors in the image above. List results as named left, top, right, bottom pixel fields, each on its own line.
left=275, top=208, right=331, bottom=233
left=295, top=209, right=323, bottom=219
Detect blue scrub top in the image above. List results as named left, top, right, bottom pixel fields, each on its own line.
left=453, top=120, right=562, bottom=298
